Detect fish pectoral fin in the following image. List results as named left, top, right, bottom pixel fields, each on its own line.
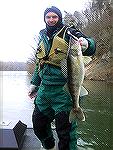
left=80, top=86, right=88, bottom=97
left=83, top=56, right=92, bottom=65
left=69, top=107, right=85, bottom=123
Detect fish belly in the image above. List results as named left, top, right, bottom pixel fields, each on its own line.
left=67, top=54, right=84, bottom=108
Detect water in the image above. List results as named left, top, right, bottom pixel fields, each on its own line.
left=0, top=71, right=34, bottom=128
left=77, top=80, right=113, bottom=150
left=0, top=71, right=113, bottom=149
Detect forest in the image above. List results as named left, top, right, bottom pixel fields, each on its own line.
left=0, top=61, right=26, bottom=71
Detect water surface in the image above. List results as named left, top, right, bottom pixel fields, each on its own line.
left=77, top=80, right=113, bottom=150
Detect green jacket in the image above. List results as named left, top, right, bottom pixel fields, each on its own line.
left=31, top=25, right=96, bottom=87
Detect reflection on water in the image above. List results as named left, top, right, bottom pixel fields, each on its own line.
left=0, top=71, right=34, bottom=128
left=78, top=80, right=113, bottom=150
left=0, top=71, right=113, bottom=149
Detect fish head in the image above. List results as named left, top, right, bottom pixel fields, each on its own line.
left=68, top=37, right=82, bottom=57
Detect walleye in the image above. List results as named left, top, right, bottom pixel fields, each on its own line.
left=67, top=31, right=85, bottom=122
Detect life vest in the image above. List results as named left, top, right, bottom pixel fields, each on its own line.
left=36, top=26, right=71, bottom=67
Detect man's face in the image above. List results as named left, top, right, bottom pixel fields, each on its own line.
left=45, top=12, right=59, bottom=26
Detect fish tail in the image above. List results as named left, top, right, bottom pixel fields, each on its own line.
left=69, top=107, right=85, bottom=123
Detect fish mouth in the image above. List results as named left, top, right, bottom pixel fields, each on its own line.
left=69, top=107, right=86, bottom=123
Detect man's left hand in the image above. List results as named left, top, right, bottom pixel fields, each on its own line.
left=78, top=37, right=88, bottom=51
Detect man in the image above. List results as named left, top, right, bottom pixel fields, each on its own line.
left=28, top=6, right=96, bottom=150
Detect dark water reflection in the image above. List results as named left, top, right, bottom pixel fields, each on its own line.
left=0, top=71, right=113, bottom=149
left=78, top=80, right=113, bottom=150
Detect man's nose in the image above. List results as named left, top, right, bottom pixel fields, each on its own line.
left=49, top=17, right=54, bottom=21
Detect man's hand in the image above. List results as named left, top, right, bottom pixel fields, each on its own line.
left=78, top=37, right=88, bottom=51
left=28, top=84, right=37, bottom=99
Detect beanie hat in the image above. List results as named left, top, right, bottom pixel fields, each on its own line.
left=44, top=6, right=62, bottom=22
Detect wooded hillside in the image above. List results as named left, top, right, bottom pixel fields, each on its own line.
left=0, top=61, right=26, bottom=71
left=64, top=0, right=113, bottom=82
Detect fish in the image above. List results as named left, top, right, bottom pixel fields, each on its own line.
left=66, top=31, right=85, bottom=122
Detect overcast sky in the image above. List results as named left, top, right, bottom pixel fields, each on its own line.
left=0, top=0, right=90, bottom=62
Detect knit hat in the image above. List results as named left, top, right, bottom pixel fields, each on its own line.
left=44, top=6, right=62, bottom=22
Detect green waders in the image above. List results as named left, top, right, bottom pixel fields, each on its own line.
left=32, top=84, right=78, bottom=150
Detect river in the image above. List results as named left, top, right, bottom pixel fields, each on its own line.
left=0, top=71, right=33, bottom=128
left=77, top=80, right=113, bottom=150
left=0, top=71, right=113, bottom=150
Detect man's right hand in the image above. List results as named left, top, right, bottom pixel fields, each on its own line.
left=28, top=84, right=37, bottom=99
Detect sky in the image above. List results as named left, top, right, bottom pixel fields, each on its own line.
left=0, top=0, right=90, bottom=62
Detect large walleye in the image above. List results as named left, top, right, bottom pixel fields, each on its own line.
left=67, top=31, right=85, bottom=122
